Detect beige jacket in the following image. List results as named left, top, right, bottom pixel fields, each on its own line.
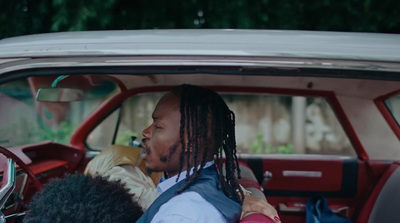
left=84, top=145, right=163, bottom=211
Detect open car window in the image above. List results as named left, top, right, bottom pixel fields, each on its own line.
left=87, top=92, right=356, bottom=157
left=225, top=94, right=355, bottom=156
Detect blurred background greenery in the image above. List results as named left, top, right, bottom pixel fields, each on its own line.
left=1, top=0, right=399, bottom=39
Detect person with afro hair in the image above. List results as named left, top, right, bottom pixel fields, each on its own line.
left=23, top=174, right=143, bottom=223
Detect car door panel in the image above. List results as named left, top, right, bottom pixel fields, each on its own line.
left=241, top=156, right=391, bottom=222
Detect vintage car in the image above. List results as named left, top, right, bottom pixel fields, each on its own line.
left=0, top=29, right=399, bottom=222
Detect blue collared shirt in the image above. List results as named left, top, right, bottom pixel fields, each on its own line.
left=151, top=161, right=227, bottom=223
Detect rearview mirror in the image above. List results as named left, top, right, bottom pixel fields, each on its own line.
left=36, top=88, right=84, bottom=102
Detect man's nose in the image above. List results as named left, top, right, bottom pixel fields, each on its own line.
left=142, top=125, right=151, bottom=138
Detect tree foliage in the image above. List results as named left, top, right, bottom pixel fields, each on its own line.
left=1, top=0, right=399, bottom=39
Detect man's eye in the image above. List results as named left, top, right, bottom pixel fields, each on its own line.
left=155, top=125, right=161, bottom=129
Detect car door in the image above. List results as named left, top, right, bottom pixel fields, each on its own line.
left=228, top=91, right=386, bottom=223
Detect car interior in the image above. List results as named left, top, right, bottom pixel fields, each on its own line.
left=0, top=70, right=400, bottom=223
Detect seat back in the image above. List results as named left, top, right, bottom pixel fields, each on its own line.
left=357, top=163, right=400, bottom=223
left=237, top=162, right=275, bottom=223
left=237, top=162, right=265, bottom=201
left=240, top=213, right=275, bottom=223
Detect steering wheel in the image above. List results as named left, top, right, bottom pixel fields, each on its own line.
left=0, top=146, right=42, bottom=220
left=0, top=146, right=42, bottom=191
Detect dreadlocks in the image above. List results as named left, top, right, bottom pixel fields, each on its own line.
left=172, top=84, right=244, bottom=203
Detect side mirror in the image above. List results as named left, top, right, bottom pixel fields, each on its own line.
left=0, top=159, right=16, bottom=223
left=36, top=88, right=84, bottom=102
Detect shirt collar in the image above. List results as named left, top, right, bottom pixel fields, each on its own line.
left=157, top=160, right=215, bottom=196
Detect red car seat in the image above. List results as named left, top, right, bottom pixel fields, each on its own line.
left=238, top=162, right=274, bottom=223
left=356, top=162, right=400, bottom=223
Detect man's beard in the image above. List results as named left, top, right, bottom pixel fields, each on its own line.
left=146, top=141, right=180, bottom=173
left=159, top=141, right=179, bottom=163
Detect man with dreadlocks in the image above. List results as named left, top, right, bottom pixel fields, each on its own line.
left=137, top=84, right=244, bottom=222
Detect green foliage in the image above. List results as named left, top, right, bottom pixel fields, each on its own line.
left=250, top=133, right=294, bottom=154
left=51, top=0, right=115, bottom=31
left=0, top=116, right=77, bottom=147
left=33, top=121, right=77, bottom=144
left=1, top=0, right=399, bottom=39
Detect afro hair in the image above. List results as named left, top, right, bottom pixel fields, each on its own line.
left=23, top=174, right=143, bottom=223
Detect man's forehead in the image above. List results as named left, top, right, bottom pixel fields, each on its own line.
left=153, top=92, right=180, bottom=118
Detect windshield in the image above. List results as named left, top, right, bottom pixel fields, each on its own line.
left=0, top=75, right=119, bottom=147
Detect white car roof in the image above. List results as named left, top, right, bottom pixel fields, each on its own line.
left=0, top=29, right=400, bottom=63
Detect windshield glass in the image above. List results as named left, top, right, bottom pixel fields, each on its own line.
left=0, top=75, right=119, bottom=147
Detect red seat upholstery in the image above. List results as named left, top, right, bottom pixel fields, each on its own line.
left=237, top=162, right=264, bottom=200
left=356, top=162, right=400, bottom=223
left=240, top=213, right=275, bottom=223
left=237, top=162, right=274, bottom=223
